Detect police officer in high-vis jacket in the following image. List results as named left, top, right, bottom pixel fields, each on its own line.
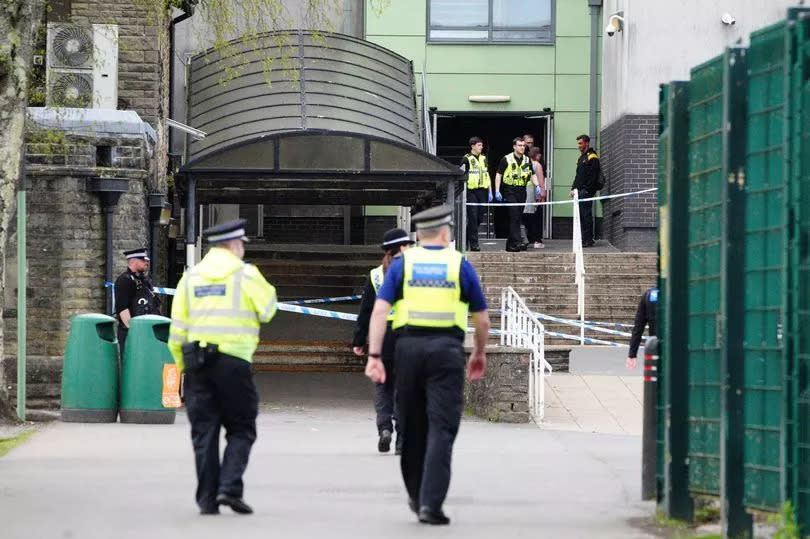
left=460, top=136, right=492, bottom=251
left=494, top=137, right=541, bottom=252
left=353, top=228, right=414, bottom=454
left=168, top=219, right=277, bottom=516
left=364, top=205, right=490, bottom=526
left=115, top=247, right=160, bottom=356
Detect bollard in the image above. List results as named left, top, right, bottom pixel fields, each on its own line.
left=641, top=336, right=659, bottom=501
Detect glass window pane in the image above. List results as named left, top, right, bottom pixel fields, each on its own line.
left=492, top=0, right=552, bottom=28
left=429, top=29, right=489, bottom=40
left=430, top=0, right=488, bottom=27
left=492, top=29, right=551, bottom=41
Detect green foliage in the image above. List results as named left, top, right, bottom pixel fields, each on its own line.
left=768, top=502, right=801, bottom=539
left=0, top=429, right=36, bottom=458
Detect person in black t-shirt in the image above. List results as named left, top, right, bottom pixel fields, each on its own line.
left=114, top=248, right=160, bottom=357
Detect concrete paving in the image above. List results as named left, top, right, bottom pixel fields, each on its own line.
left=0, top=372, right=655, bottom=538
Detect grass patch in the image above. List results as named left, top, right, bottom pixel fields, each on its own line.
left=654, top=509, right=690, bottom=530
left=0, top=429, right=36, bottom=457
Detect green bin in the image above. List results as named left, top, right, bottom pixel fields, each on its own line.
left=120, top=315, right=177, bottom=424
left=61, top=313, right=120, bottom=423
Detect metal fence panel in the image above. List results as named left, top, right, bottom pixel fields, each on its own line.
left=743, top=20, right=790, bottom=512
left=687, top=55, right=725, bottom=497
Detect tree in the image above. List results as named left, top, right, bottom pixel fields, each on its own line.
left=0, top=0, right=44, bottom=420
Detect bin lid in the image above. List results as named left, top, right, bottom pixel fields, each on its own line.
left=71, top=313, right=116, bottom=323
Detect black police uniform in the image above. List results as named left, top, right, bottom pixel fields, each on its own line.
left=114, top=248, right=159, bottom=356
left=353, top=228, right=414, bottom=453
left=460, top=153, right=489, bottom=251
left=571, top=147, right=601, bottom=246
left=628, top=287, right=658, bottom=359
left=497, top=152, right=533, bottom=251
left=375, top=205, right=487, bottom=524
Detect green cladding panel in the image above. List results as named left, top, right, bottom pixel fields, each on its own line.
left=742, top=21, right=789, bottom=512
left=792, top=12, right=810, bottom=532
left=656, top=83, right=670, bottom=492
left=686, top=55, right=725, bottom=497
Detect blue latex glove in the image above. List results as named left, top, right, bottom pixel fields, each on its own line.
left=535, top=186, right=542, bottom=198
left=487, top=191, right=493, bottom=203
left=495, top=192, right=503, bottom=202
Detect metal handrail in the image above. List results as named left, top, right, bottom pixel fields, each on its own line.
left=572, top=191, right=586, bottom=344
left=500, top=286, right=552, bottom=420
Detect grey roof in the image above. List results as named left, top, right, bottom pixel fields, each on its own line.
left=27, top=107, right=157, bottom=144
left=179, top=31, right=461, bottom=207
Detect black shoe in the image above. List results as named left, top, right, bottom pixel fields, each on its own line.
left=216, top=493, right=253, bottom=514
left=519, top=243, right=528, bottom=251
left=199, top=506, right=219, bottom=515
left=394, top=436, right=403, bottom=456
left=469, top=245, right=480, bottom=252
left=505, top=246, right=521, bottom=252
left=378, top=429, right=392, bottom=453
left=408, top=498, right=419, bottom=514
left=418, top=506, right=450, bottom=525
left=583, top=241, right=595, bottom=248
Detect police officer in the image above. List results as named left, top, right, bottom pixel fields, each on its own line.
left=494, top=137, right=541, bottom=252
left=353, top=228, right=414, bottom=454
left=168, top=219, right=277, bottom=516
left=114, top=248, right=160, bottom=356
left=626, top=287, right=658, bottom=369
left=460, top=136, right=492, bottom=251
left=569, top=134, right=601, bottom=247
left=365, top=205, right=490, bottom=525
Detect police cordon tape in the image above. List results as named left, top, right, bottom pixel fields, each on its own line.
left=492, top=309, right=633, bottom=337
left=287, top=295, right=361, bottom=305
left=466, top=187, right=658, bottom=207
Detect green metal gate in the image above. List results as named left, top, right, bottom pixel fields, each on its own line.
left=742, top=20, right=790, bottom=513
left=686, top=54, right=725, bottom=498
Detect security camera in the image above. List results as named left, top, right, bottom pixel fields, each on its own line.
left=605, top=13, right=624, bottom=36
left=721, top=12, right=736, bottom=25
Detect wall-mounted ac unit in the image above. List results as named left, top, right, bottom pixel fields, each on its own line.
left=46, top=23, right=118, bottom=109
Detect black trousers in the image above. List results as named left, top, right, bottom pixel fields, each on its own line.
left=465, top=188, right=488, bottom=249
left=502, top=185, right=526, bottom=249
left=578, top=189, right=594, bottom=244
left=395, top=334, right=465, bottom=510
left=183, top=353, right=258, bottom=512
left=522, top=209, right=543, bottom=244
left=374, top=327, right=399, bottom=435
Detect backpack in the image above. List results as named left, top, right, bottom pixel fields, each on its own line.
left=594, top=168, right=606, bottom=191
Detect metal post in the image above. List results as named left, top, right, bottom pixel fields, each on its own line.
left=16, top=158, right=27, bottom=421
left=104, top=205, right=115, bottom=315
left=642, top=336, right=659, bottom=500
left=719, top=47, right=752, bottom=538
left=185, top=175, right=197, bottom=268
left=588, top=0, right=602, bottom=147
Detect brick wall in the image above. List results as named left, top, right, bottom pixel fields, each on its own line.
left=599, top=115, right=658, bottom=252
left=2, top=133, right=152, bottom=409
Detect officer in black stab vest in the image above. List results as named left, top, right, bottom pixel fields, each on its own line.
left=114, top=248, right=160, bottom=356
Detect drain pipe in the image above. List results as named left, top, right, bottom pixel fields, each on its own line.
left=588, top=0, right=603, bottom=146
left=87, top=178, right=129, bottom=314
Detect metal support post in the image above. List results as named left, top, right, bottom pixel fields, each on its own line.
left=642, top=336, right=659, bottom=500
left=185, top=175, right=197, bottom=268
left=16, top=158, right=27, bottom=421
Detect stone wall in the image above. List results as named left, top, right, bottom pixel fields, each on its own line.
left=464, top=345, right=531, bottom=423
left=599, top=115, right=658, bottom=252
left=2, top=132, right=152, bottom=409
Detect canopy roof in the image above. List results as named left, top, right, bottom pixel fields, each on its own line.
left=178, top=31, right=461, bottom=206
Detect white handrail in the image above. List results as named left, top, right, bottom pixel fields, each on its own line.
left=571, top=191, right=586, bottom=345
left=501, top=286, right=552, bottom=421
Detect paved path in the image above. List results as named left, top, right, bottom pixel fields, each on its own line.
left=0, top=373, right=654, bottom=538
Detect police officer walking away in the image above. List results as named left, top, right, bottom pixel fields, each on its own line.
left=365, top=205, right=490, bottom=525
left=353, top=228, right=414, bottom=454
left=168, top=219, right=278, bottom=515
left=114, top=248, right=159, bottom=356
left=460, top=136, right=492, bottom=251
left=494, top=137, right=541, bottom=252
left=626, top=287, right=658, bottom=369
left=569, top=134, right=601, bottom=247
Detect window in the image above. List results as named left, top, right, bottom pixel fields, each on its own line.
left=428, top=0, right=553, bottom=43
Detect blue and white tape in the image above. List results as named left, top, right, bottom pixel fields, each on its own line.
left=287, top=295, right=362, bottom=305
left=276, top=302, right=358, bottom=322
left=467, top=187, right=658, bottom=207
left=530, top=311, right=632, bottom=338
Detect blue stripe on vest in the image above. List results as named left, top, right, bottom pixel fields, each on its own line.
left=194, top=284, right=227, bottom=297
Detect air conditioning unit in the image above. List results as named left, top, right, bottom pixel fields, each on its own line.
left=46, top=23, right=118, bottom=109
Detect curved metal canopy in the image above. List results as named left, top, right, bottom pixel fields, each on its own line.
left=178, top=30, right=461, bottom=207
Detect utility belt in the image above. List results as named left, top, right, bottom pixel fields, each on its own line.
left=181, top=341, right=220, bottom=373
left=502, top=177, right=528, bottom=187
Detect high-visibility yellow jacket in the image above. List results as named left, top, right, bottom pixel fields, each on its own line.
left=464, top=153, right=491, bottom=190
left=502, top=153, right=532, bottom=186
left=168, top=247, right=277, bottom=372
left=370, top=264, right=396, bottom=322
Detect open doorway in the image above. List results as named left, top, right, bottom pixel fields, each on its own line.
left=434, top=112, right=552, bottom=241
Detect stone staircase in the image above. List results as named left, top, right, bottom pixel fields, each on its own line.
left=467, top=251, right=657, bottom=370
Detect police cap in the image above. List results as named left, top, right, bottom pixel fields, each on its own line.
left=203, top=218, right=250, bottom=243
left=411, top=205, right=454, bottom=231
left=123, top=248, right=149, bottom=261
left=380, top=228, right=415, bottom=250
